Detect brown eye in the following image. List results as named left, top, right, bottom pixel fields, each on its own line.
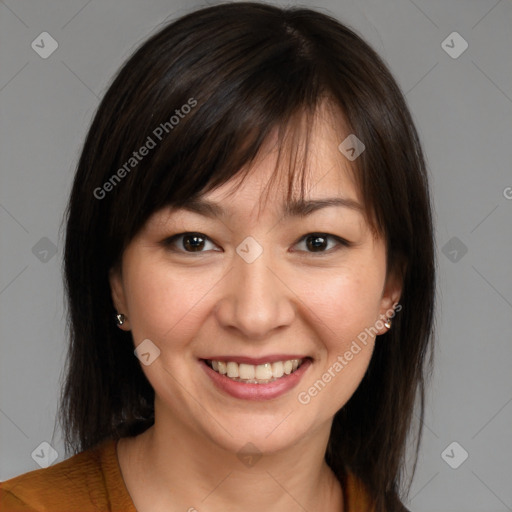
left=162, top=232, right=219, bottom=253
left=182, top=234, right=206, bottom=252
left=306, top=234, right=328, bottom=252
left=293, top=233, right=350, bottom=254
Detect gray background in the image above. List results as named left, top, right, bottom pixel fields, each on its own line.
left=1, top=0, right=511, bottom=510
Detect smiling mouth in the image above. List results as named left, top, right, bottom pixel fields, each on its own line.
left=204, top=358, right=308, bottom=384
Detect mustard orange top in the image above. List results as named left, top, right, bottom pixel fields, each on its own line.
left=0, top=438, right=375, bottom=511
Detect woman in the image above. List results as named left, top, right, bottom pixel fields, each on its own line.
left=0, top=2, right=435, bottom=511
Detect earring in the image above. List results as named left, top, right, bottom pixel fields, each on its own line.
left=384, top=318, right=392, bottom=329
left=115, top=313, right=126, bottom=326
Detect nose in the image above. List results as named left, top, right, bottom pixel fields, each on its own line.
left=214, top=247, right=296, bottom=340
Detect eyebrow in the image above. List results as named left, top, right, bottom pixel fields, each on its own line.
left=172, top=197, right=364, bottom=218
left=283, top=197, right=364, bottom=217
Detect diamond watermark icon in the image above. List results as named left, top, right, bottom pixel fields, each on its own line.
left=31, top=32, right=59, bottom=59
left=442, top=236, right=468, bottom=263
left=32, top=237, right=58, bottom=263
left=31, top=441, right=59, bottom=468
left=237, top=442, right=262, bottom=468
left=338, top=134, right=365, bottom=161
left=134, top=338, right=161, bottom=366
left=236, top=236, right=263, bottom=264
left=441, top=441, right=468, bottom=469
left=441, top=32, right=468, bottom=59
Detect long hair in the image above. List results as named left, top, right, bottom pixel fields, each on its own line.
left=58, top=3, right=435, bottom=510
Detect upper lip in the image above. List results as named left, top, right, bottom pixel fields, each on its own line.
left=201, top=355, right=310, bottom=365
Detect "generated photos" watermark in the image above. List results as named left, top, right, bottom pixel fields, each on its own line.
left=297, top=303, right=402, bottom=405
left=93, top=97, right=197, bottom=200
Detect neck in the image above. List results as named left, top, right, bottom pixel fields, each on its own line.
left=122, top=412, right=344, bottom=511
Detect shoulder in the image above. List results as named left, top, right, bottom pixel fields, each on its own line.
left=0, top=438, right=134, bottom=512
left=343, top=470, right=378, bottom=511
left=343, top=471, right=412, bottom=512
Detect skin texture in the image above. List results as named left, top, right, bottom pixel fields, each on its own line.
left=110, top=106, right=402, bottom=512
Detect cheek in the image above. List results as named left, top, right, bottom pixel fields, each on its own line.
left=302, top=266, right=384, bottom=342
left=123, top=256, right=223, bottom=343
left=293, top=262, right=383, bottom=403
left=295, top=272, right=379, bottom=413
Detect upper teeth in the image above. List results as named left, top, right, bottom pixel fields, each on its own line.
left=209, top=359, right=303, bottom=381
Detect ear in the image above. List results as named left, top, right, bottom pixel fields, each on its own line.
left=376, top=266, right=403, bottom=335
left=109, top=265, right=131, bottom=331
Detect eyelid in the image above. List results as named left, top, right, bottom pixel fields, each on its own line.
left=291, top=233, right=351, bottom=254
left=161, top=232, right=221, bottom=253
left=161, top=232, right=352, bottom=255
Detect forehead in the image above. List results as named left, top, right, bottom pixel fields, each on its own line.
left=203, top=105, right=361, bottom=214
left=146, top=100, right=370, bottom=231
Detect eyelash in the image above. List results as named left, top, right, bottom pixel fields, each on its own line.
left=161, top=232, right=351, bottom=256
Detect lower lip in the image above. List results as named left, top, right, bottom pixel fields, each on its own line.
left=200, top=359, right=312, bottom=401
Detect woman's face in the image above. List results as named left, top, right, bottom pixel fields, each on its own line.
left=110, top=111, right=401, bottom=455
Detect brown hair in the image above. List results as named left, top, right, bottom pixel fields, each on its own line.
left=59, top=3, right=435, bottom=510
